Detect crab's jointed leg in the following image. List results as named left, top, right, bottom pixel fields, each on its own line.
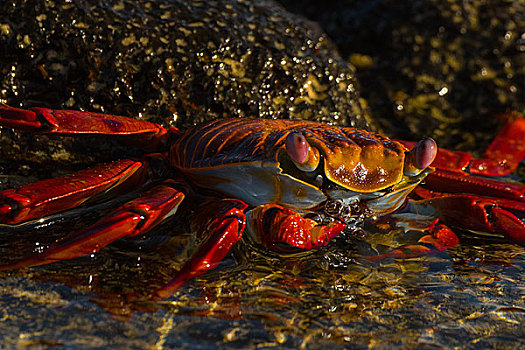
left=154, top=199, right=248, bottom=299
left=410, top=189, right=525, bottom=246
left=399, top=115, right=525, bottom=178
left=0, top=180, right=185, bottom=271
left=466, top=116, right=525, bottom=177
left=0, top=158, right=152, bottom=224
left=398, top=116, right=525, bottom=203
left=0, top=103, right=171, bottom=150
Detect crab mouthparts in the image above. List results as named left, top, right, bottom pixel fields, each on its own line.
left=324, top=166, right=431, bottom=226
left=324, top=197, right=367, bottom=226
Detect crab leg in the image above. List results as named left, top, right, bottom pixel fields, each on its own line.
left=409, top=188, right=525, bottom=246
left=422, top=169, right=525, bottom=201
left=463, top=116, right=525, bottom=177
left=154, top=199, right=247, bottom=299
left=0, top=158, right=151, bottom=224
left=0, top=180, right=184, bottom=271
left=0, top=103, right=170, bottom=149
left=247, top=204, right=346, bottom=252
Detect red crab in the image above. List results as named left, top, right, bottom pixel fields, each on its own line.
left=0, top=104, right=524, bottom=298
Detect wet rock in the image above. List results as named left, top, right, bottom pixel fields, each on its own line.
left=0, top=0, right=367, bottom=128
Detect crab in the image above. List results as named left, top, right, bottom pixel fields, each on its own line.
left=0, top=103, right=524, bottom=299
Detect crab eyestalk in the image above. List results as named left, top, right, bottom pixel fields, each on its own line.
left=404, top=137, right=437, bottom=176
left=285, top=132, right=320, bottom=172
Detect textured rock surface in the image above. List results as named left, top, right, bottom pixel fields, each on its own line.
left=0, top=0, right=367, bottom=128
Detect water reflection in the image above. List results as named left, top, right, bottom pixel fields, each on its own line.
left=1, top=211, right=523, bottom=347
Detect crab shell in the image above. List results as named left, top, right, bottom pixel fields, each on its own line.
left=170, top=119, right=411, bottom=210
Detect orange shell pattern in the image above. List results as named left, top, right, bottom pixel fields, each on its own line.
left=171, top=119, right=407, bottom=193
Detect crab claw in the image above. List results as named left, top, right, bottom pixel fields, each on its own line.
left=404, top=137, right=437, bottom=176
left=248, top=204, right=346, bottom=252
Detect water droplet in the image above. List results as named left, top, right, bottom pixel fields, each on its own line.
left=438, top=87, right=448, bottom=96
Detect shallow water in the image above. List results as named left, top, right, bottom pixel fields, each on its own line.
left=0, top=218, right=524, bottom=348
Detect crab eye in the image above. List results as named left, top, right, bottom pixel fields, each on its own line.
left=285, top=132, right=320, bottom=172
left=415, top=137, right=437, bottom=169
left=286, top=132, right=309, bottom=164
left=404, top=137, right=438, bottom=176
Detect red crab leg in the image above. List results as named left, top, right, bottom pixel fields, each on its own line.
left=0, top=158, right=152, bottom=224
left=400, top=114, right=525, bottom=246
left=154, top=199, right=248, bottom=299
left=422, top=169, right=525, bottom=202
left=469, top=116, right=525, bottom=176
left=0, top=103, right=170, bottom=150
left=0, top=180, right=184, bottom=271
left=247, top=204, right=346, bottom=252
left=410, top=188, right=525, bottom=246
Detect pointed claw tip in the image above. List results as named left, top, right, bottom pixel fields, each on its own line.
left=415, top=137, right=437, bottom=169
